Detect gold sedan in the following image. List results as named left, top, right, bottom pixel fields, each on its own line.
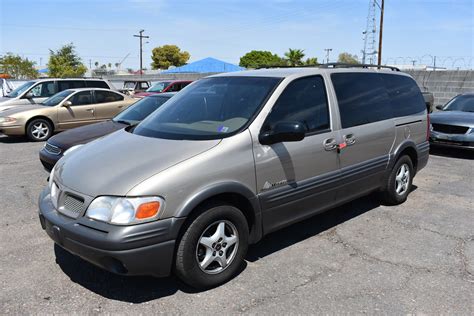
left=0, top=88, right=135, bottom=141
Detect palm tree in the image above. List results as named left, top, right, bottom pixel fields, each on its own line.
left=94, top=61, right=99, bottom=68
left=284, top=49, right=305, bottom=66
left=108, top=63, right=112, bottom=69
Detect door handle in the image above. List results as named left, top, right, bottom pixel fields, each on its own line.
left=323, top=138, right=337, bottom=151
left=86, top=108, right=95, bottom=115
left=344, top=134, right=356, bottom=145
left=118, top=105, right=124, bottom=108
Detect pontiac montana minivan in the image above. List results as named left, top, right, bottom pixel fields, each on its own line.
left=39, top=66, right=429, bottom=289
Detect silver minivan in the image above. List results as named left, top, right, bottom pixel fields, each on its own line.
left=0, top=78, right=114, bottom=112
left=38, top=66, right=429, bottom=289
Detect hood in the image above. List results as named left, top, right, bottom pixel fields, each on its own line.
left=134, top=92, right=156, bottom=98
left=55, top=128, right=221, bottom=196
left=0, top=104, right=45, bottom=115
left=48, top=120, right=126, bottom=149
left=430, top=111, right=474, bottom=127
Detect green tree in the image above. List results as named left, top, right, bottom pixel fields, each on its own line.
left=284, top=48, right=305, bottom=66
left=0, top=53, right=38, bottom=79
left=239, top=50, right=284, bottom=68
left=338, top=52, right=360, bottom=64
left=151, top=45, right=190, bottom=70
left=48, top=43, right=87, bottom=78
left=108, top=62, right=112, bottom=68
left=304, top=57, right=318, bottom=66
left=94, top=61, right=99, bottom=68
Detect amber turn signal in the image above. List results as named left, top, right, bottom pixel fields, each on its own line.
left=135, top=201, right=161, bottom=219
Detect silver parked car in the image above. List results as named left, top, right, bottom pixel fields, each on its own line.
left=38, top=66, right=429, bottom=289
left=429, top=93, right=474, bottom=150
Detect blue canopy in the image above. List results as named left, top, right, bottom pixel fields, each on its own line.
left=38, top=68, right=48, bottom=73
left=163, top=57, right=244, bottom=73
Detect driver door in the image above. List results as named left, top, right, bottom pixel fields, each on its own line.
left=57, top=91, right=95, bottom=129
left=253, top=75, right=340, bottom=234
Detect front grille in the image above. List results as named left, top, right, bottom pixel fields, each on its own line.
left=58, top=193, right=85, bottom=219
left=44, top=143, right=62, bottom=155
left=432, top=124, right=469, bottom=134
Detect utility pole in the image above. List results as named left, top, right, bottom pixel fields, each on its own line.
left=133, top=29, right=149, bottom=75
left=377, top=0, right=385, bottom=66
left=89, top=59, right=92, bottom=70
left=324, top=48, right=333, bottom=63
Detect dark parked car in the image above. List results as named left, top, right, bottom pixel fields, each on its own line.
left=39, top=92, right=175, bottom=170
left=430, top=93, right=474, bottom=150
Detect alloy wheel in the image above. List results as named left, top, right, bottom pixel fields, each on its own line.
left=195, top=220, right=239, bottom=274
left=395, top=163, right=410, bottom=195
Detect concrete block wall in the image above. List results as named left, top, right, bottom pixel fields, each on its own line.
left=406, top=70, right=474, bottom=106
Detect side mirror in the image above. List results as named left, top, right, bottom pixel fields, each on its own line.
left=24, top=92, right=33, bottom=99
left=435, top=104, right=444, bottom=110
left=62, top=100, right=72, bottom=107
left=259, top=121, right=306, bottom=145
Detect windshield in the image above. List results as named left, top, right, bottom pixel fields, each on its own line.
left=113, top=95, right=171, bottom=125
left=41, top=90, right=75, bottom=106
left=123, top=82, right=136, bottom=89
left=443, top=95, right=474, bottom=112
left=147, top=81, right=171, bottom=92
left=133, top=77, right=280, bottom=140
left=6, top=81, right=36, bottom=98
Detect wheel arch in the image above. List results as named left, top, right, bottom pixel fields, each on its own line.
left=391, top=140, right=419, bottom=173
left=25, top=115, right=55, bottom=134
left=175, top=182, right=262, bottom=244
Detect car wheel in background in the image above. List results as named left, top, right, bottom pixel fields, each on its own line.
left=26, top=118, right=52, bottom=142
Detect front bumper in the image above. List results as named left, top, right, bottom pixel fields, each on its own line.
left=0, top=124, right=24, bottom=136
left=429, top=131, right=474, bottom=150
left=38, top=188, right=186, bottom=277
left=39, top=148, right=62, bottom=171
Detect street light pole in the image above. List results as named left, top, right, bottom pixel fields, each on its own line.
left=377, top=0, right=384, bottom=66
left=133, top=30, right=149, bottom=75
left=324, top=48, right=333, bottom=64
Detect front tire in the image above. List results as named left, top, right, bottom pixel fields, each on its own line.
left=175, top=202, right=249, bottom=289
left=26, top=118, right=52, bottom=141
left=381, top=155, right=414, bottom=205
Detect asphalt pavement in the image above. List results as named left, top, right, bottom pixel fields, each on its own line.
left=0, top=136, right=473, bottom=314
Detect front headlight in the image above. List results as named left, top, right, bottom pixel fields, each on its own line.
left=86, top=196, right=164, bottom=225
left=0, top=117, right=17, bottom=124
left=63, top=144, right=83, bottom=156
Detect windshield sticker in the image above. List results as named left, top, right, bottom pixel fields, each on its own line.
left=217, top=125, right=229, bottom=133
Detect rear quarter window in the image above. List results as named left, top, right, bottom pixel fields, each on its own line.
left=380, top=74, right=425, bottom=117
left=86, top=80, right=110, bottom=89
left=331, top=73, right=393, bottom=128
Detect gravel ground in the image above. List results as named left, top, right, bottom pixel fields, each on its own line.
left=0, top=136, right=473, bottom=315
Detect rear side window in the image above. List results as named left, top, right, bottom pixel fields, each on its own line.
left=94, top=90, right=124, bottom=103
left=331, top=73, right=392, bottom=128
left=86, top=80, right=110, bottom=89
left=263, top=76, right=330, bottom=133
left=69, top=91, right=92, bottom=105
left=380, top=74, right=425, bottom=117
left=57, top=80, right=86, bottom=91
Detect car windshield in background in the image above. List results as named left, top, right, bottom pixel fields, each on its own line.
left=123, top=82, right=136, bottom=89
left=113, top=95, right=171, bottom=125
left=443, top=95, right=474, bottom=112
left=41, top=90, right=75, bottom=106
left=133, top=77, right=280, bottom=140
left=6, top=81, right=36, bottom=98
left=147, top=82, right=171, bottom=92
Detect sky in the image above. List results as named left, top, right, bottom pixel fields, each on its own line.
left=0, top=0, right=473, bottom=70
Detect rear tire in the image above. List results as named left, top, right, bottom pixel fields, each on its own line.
left=381, top=155, right=414, bottom=205
left=174, top=202, right=249, bottom=289
left=26, top=118, right=52, bottom=141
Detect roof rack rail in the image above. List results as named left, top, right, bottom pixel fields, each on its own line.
left=256, top=63, right=400, bottom=72
left=319, top=63, right=400, bottom=71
